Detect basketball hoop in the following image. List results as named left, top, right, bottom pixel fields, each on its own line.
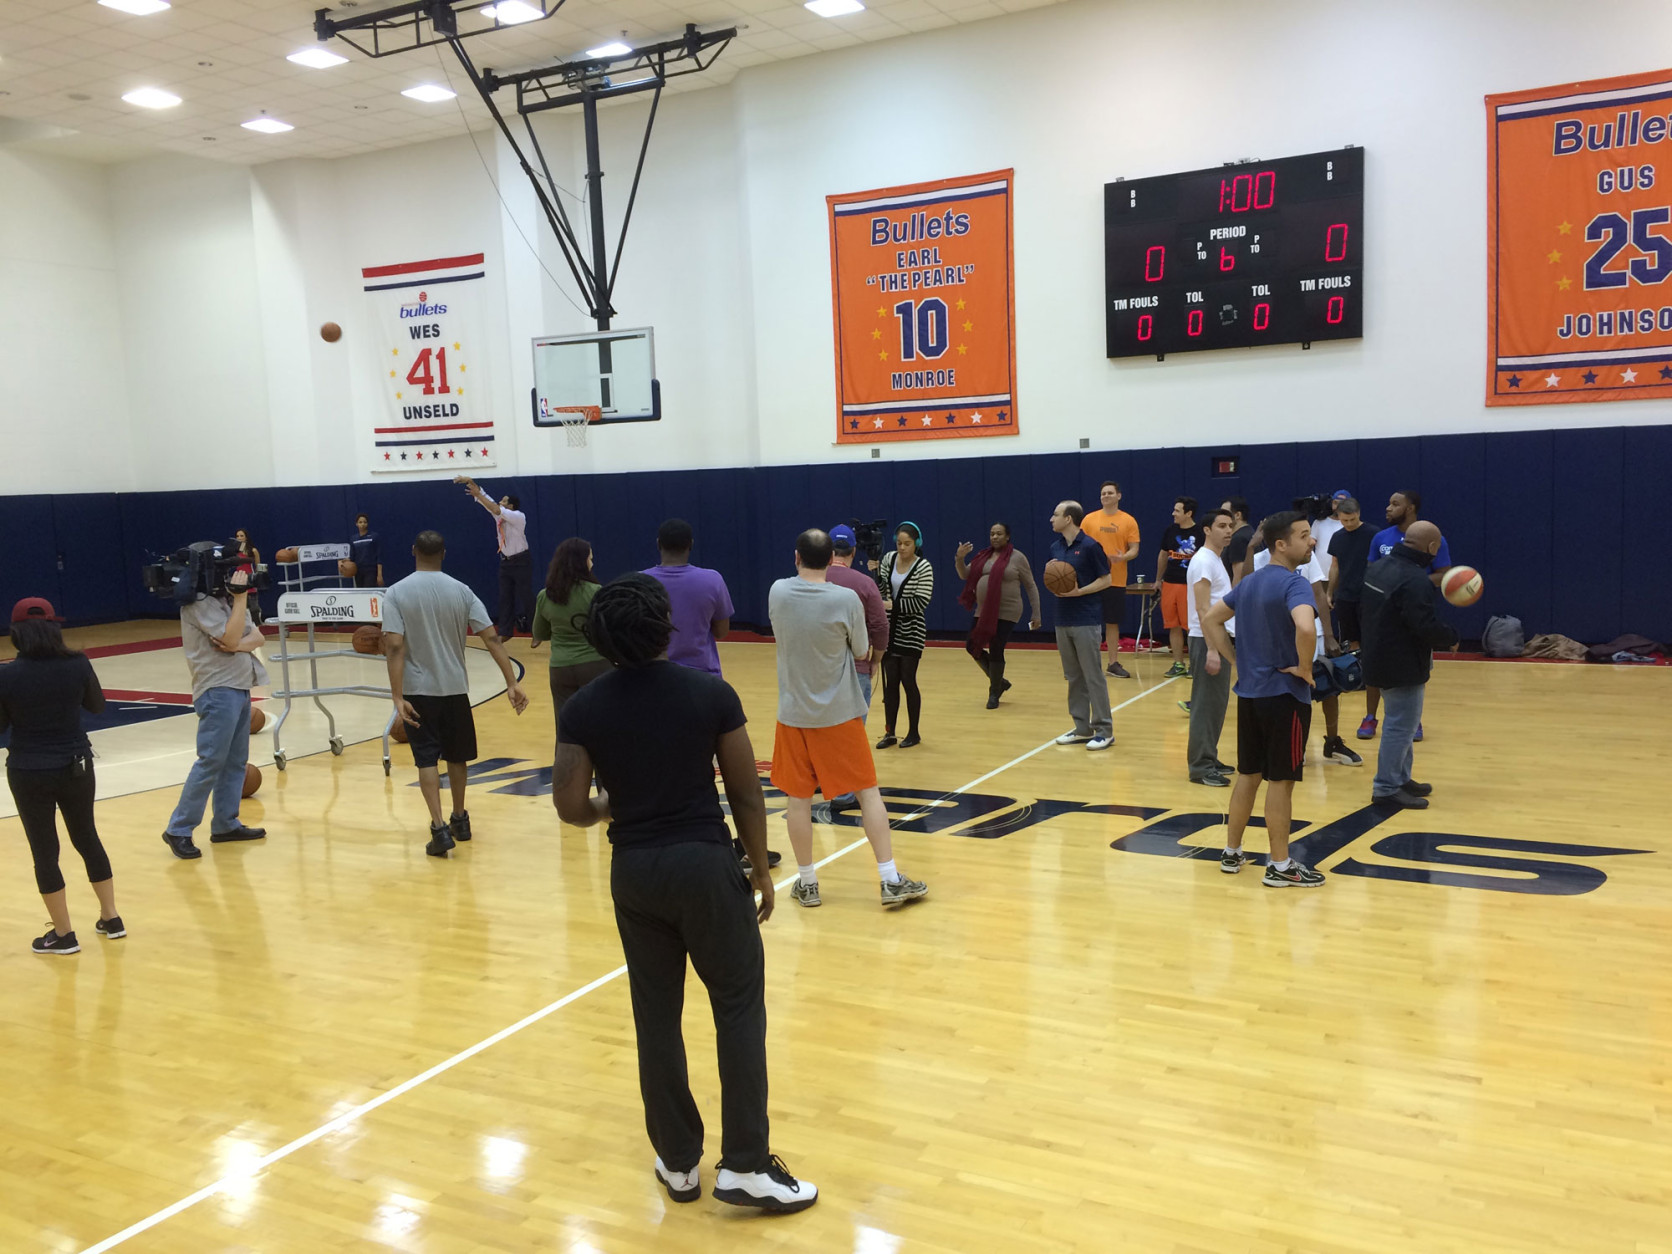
left=550, top=405, right=601, bottom=447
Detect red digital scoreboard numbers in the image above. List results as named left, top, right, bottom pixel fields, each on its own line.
left=1104, top=147, right=1364, bottom=357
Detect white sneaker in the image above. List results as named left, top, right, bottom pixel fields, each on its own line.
left=713, top=1155, right=818, bottom=1213
left=1086, top=735, right=1114, bottom=751
left=654, top=1157, right=701, bottom=1203
left=1055, top=730, right=1094, bottom=745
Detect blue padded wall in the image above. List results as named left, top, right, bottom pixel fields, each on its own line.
left=12, top=423, right=1670, bottom=647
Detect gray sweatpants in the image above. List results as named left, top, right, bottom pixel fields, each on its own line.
left=1187, top=635, right=1231, bottom=778
left=1055, top=624, right=1112, bottom=738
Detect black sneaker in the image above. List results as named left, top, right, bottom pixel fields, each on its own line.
left=735, top=839, right=782, bottom=872
left=875, top=733, right=897, bottom=749
left=1220, top=847, right=1252, bottom=874
left=210, top=825, right=266, bottom=843
left=1374, top=788, right=1430, bottom=810
left=1263, top=860, right=1326, bottom=887
left=426, top=822, right=456, bottom=857
left=1191, top=771, right=1230, bottom=788
left=32, top=928, right=79, bottom=955
left=899, top=732, right=921, bottom=748
left=450, top=811, right=473, bottom=843
left=1323, top=737, right=1364, bottom=767
left=1404, top=780, right=1433, bottom=796
left=96, top=916, right=126, bottom=940
left=162, top=831, right=202, bottom=860
left=1106, top=660, right=1131, bottom=678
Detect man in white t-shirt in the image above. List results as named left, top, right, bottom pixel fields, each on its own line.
left=1185, top=509, right=1237, bottom=786
left=455, top=475, right=532, bottom=639
left=1252, top=527, right=1363, bottom=768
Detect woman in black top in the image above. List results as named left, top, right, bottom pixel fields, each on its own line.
left=552, top=574, right=816, bottom=1214
left=875, top=522, right=934, bottom=748
left=0, top=600, right=122, bottom=955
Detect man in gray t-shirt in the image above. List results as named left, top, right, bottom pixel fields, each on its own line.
left=383, top=529, right=528, bottom=858
left=767, top=529, right=927, bottom=911
left=164, top=561, right=270, bottom=859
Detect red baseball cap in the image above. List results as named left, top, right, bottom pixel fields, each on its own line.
left=11, top=597, right=63, bottom=624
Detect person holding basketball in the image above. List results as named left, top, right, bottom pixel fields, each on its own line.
left=552, top=573, right=817, bottom=1214
left=1048, top=501, right=1114, bottom=751
left=1361, top=521, right=1458, bottom=810
left=1359, top=490, right=1452, bottom=740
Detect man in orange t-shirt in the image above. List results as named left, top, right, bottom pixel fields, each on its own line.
left=1081, top=480, right=1141, bottom=679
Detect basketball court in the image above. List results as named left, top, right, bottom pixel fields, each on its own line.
left=3, top=630, right=1667, bottom=1253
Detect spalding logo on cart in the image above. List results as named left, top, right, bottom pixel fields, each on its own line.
left=280, top=594, right=378, bottom=621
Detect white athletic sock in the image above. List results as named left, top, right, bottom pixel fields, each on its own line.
left=1223, top=846, right=1239, bottom=856
left=1271, top=857, right=1293, bottom=871
left=877, top=859, right=901, bottom=884
left=797, top=864, right=818, bottom=885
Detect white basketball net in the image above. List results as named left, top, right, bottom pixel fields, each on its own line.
left=549, top=406, right=594, bottom=447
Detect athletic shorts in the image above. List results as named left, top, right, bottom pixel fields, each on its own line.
left=405, top=693, right=478, bottom=769
left=1336, top=600, right=1361, bottom=643
left=1100, top=584, right=1127, bottom=627
left=1236, top=694, right=1311, bottom=783
left=770, top=718, right=877, bottom=800
left=1161, top=582, right=1189, bottom=630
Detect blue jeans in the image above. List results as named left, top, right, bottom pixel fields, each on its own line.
left=1372, top=683, right=1425, bottom=799
left=167, top=686, right=251, bottom=837
left=830, top=672, right=873, bottom=807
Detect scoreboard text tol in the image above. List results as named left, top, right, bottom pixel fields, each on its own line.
left=1105, top=147, right=1364, bottom=357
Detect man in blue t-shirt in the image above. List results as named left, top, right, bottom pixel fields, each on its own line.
left=1201, top=510, right=1326, bottom=888
left=1048, top=500, right=1114, bottom=750
left=1360, top=489, right=1452, bottom=740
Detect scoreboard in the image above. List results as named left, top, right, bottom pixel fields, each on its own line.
left=1104, top=147, right=1363, bottom=357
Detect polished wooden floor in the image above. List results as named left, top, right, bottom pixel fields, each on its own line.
left=4, top=624, right=1669, bottom=1253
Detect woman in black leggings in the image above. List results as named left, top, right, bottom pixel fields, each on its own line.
left=0, top=599, right=121, bottom=955
left=876, top=523, right=934, bottom=748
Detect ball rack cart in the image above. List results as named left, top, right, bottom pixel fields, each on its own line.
left=269, top=544, right=399, bottom=776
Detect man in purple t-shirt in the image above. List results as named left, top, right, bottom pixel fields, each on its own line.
left=643, top=519, right=736, bottom=676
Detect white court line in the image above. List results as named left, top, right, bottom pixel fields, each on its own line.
left=76, top=674, right=1178, bottom=1253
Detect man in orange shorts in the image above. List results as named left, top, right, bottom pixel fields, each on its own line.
left=1154, top=496, right=1203, bottom=679
left=769, top=530, right=928, bottom=909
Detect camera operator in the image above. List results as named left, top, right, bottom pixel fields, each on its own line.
left=162, top=555, right=269, bottom=859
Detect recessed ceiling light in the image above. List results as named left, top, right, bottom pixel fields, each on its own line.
left=122, top=86, right=181, bottom=108
left=242, top=117, right=293, bottom=134
left=401, top=83, right=456, bottom=103
left=288, top=47, right=349, bottom=69
left=585, top=40, right=632, bottom=58
left=98, top=0, right=171, bottom=15
left=480, top=1, right=543, bottom=24
left=805, top=0, right=864, bottom=14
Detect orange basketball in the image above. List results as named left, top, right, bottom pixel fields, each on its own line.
left=320, top=322, right=342, bottom=343
left=352, top=625, right=385, bottom=655
left=391, top=718, right=409, bottom=744
left=275, top=547, right=299, bottom=563
left=242, top=763, right=262, bottom=798
left=339, top=559, right=358, bottom=578
left=1044, top=559, right=1079, bottom=596
left=249, top=705, right=267, bottom=734
left=1442, top=565, right=1484, bottom=607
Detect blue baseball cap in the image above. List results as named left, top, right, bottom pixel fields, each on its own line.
left=1332, top=488, right=1352, bottom=499
left=829, top=524, right=857, bottom=552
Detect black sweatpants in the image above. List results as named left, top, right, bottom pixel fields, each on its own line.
left=496, top=551, right=534, bottom=638
left=609, top=839, right=770, bottom=1174
left=965, top=617, right=1016, bottom=696
left=8, top=763, right=111, bottom=895
left=881, top=649, right=923, bottom=735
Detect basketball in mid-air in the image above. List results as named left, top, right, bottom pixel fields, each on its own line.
left=1442, top=565, right=1483, bottom=607
left=320, top=321, right=342, bottom=343
left=1044, top=559, right=1079, bottom=596
left=242, top=763, right=262, bottom=798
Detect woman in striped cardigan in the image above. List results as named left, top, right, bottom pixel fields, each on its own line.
left=875, top=522, right=934, bottom=748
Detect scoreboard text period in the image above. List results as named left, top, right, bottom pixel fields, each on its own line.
left=1104, top=147, right=1364, bottom=358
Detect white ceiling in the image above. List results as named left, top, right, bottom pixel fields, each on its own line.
left=0, top=0, right=1063, bottom=164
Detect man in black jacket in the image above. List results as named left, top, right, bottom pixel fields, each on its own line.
left=1360, top=521, right=1458, bottom=810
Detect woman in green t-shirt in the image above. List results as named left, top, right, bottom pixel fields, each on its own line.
left=533, top=538, right=612, bottom=724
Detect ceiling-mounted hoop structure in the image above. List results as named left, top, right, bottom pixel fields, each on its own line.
left=314, top=1, right=735, bottom=333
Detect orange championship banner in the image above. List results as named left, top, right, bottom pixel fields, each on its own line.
left=827, top=170, right=1017, bottom=443
left=1488, top=69, right=1672, bottom=404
